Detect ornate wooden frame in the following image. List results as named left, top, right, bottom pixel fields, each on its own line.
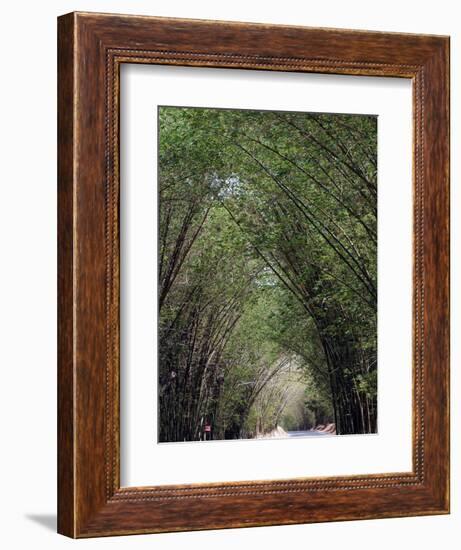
left=57, top=12, right=450, bottom=537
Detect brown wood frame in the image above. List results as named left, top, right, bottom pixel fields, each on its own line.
left=58, top=11, right=450, bottom=538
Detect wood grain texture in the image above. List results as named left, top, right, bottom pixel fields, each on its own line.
left=57, top=11, right=450, bottom=538
left=57, top=13, right=75, bottom=538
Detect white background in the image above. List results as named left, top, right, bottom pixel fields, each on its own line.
left=0, top=1, right=458, bottom=548
left=121, top=66, right=413, bottom=486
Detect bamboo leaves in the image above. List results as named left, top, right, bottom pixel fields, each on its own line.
left=158, top=106, right=377, bottom=441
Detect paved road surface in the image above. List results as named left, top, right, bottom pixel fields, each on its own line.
left=287, top=430, right=327, bottom=437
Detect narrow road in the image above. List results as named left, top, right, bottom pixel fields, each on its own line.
left=287, top=430, right=327, bottom=437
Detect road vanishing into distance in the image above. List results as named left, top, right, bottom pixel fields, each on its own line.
left=287, top=430, right=328, bottom=437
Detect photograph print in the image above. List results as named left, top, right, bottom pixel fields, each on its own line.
left=157, top=105, right=377, bottom=443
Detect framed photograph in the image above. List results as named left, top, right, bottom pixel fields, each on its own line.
left=57, top=12, right=450, bottom=537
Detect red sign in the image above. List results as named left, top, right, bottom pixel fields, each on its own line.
left=204, top=425, right=211, bottom=432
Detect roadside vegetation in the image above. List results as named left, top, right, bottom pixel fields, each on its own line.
left=158, top=106, right=377, bottom=442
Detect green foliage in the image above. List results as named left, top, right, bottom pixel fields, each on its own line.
left=158, top=106, right=377, bottom=441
